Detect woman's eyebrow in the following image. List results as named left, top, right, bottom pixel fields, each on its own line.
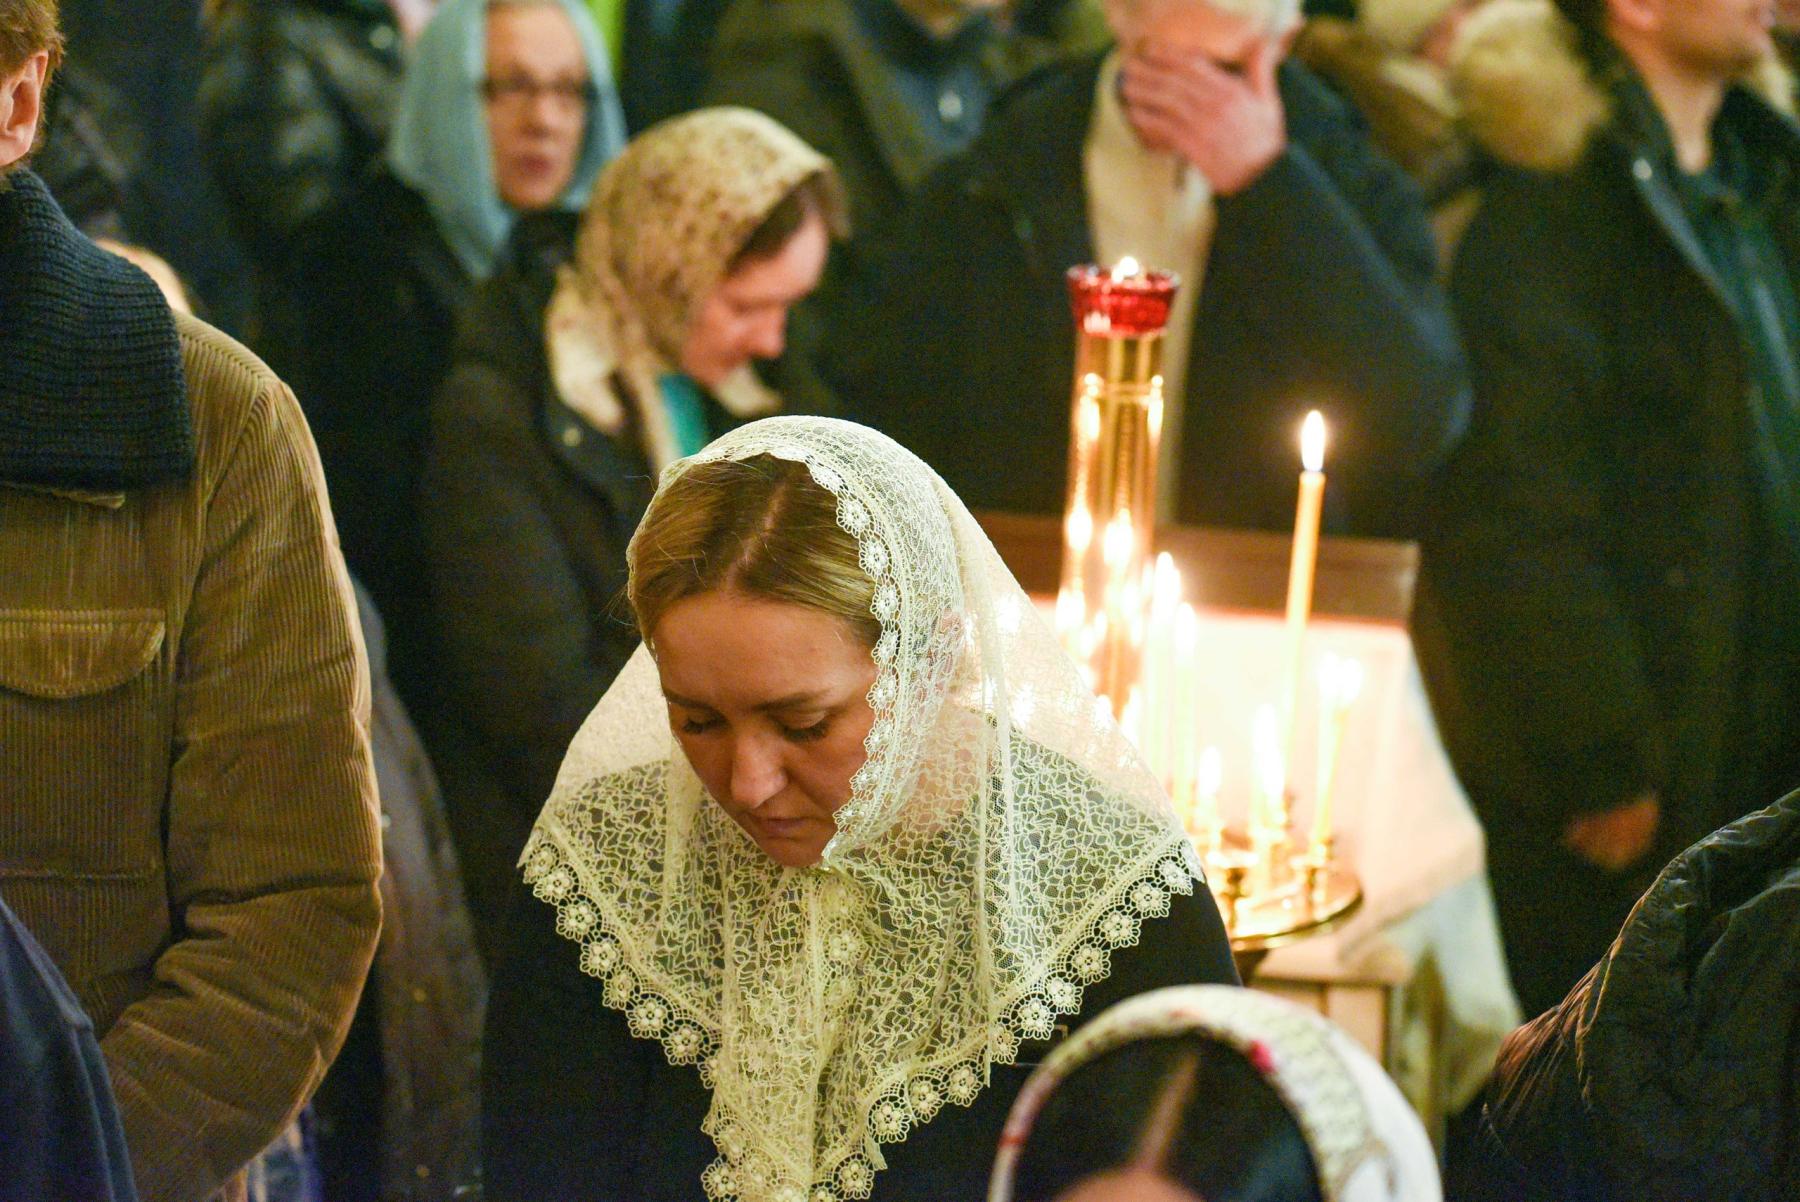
left=661, top=689, right=831, bottom=713
left=753, top=691, right=832, bottom=714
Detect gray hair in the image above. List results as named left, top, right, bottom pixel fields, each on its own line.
left=1104, top=0, right=1303, bottom=38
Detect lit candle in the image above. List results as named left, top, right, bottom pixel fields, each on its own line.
left=1252, top=703, right=1286, bottom=833
left=1172, top=602, right=1200, bottom=822
left=1282, top=412, right=1328, bottom=783
left=1310, top=655, right=1365, bottom=856
left=1142, top=554, right=1182, bottom=783
left=1195, top=743, right=1222, bottom=849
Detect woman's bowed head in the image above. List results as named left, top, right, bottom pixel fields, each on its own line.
left=547, top=108, right=845, bottom=471
left=500, top=416, right=1236, bottom=1202
left=631, top=451, right=882, bottom=867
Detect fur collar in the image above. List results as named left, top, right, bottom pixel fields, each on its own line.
left=1451, top=0, right=1795, bottom=173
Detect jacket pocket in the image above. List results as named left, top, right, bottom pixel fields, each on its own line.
left=0, top=608, right=169, bottom=878
left=0, top=608, right=165, bottom=698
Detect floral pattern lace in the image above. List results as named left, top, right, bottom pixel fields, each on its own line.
left=523, top=417, right=1206, bottom=1201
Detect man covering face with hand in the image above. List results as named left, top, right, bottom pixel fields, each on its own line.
left=831, top=0, right=1468, bottom=541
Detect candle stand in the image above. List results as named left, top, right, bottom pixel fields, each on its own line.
left=1055, top=262, right=1177, bottom=716
left=1055, top=260, right=1362, bottom=974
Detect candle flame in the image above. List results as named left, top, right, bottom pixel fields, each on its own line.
left=1065, top=504, right=1093, bottom=555
left=1112, top=255, right=1141, bottom=280
left=1301, top=411, right=1327, bottom=473
left=1102, top=511, right=1134, bottom=570
left=1321, top=655, right=1366, bottom=710
left=1078, top=395, right=1102, bottom=444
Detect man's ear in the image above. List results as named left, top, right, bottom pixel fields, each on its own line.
left=0, top=51, right=51, bottom=172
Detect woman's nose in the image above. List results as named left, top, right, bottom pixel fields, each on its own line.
left=747, top=312, right=787, bottom=361
left=728, top=735, right=785, bottom=808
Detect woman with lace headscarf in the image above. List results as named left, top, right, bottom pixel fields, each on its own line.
left=480, top=416, right=1238, bottom=1201
left=423, top=109, right=842, bottom=965
left=990, top=986, right=1442, bottom=1202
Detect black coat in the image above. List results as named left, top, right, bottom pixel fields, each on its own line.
left=1472, top=790, right=1800, bottom=1200
left=282, top=167, right=475, bottom=712
left=829, top=53, right=1469, bottom=537
left=420, top=251, right=829, bottom=962
left=0, top=895, right=137, bottom=1202
left=57, top=0, right=253, bottom=332
left=482, top=863, right=1238, bottom=1200
left=1414, top=49, right=1800, bottom=1013
left=310, top=583, right=487, bottom=1202
left=199, top=0, right=406, bottom=339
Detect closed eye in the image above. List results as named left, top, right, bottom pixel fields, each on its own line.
left=782, top=718, right=831, bottom=743
left=675, top=711, right=724, bottom=735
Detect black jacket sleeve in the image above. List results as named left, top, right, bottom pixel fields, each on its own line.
left=0, top=897, right=138, bottom=1202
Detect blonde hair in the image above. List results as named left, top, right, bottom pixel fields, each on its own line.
left=628, top=454, right=880, bottom=647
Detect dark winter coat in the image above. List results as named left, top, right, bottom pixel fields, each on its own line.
left=199, top=0, right=406, bottom=338
left=0, top=894, right=137, bottom=1202
left=829, top=52, right=1470, bottom=538
left=704, top=0, right=1057, bottom=241
left=421, top=242, right=829, bottom=961
left=56, top=0, right=253, bottom=332
left=1412, top=23, right=1800, bottom=1014
left=481, top=867, right=1238, bottom=1200
left=615, top=0, right=735, bottom=132
left=280, top=166, right=474, bottom=711
left=1474, top=789, right=1800, bottom=1200
left=310, top=583, right=486, bottom=1202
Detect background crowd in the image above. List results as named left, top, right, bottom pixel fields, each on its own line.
left=5, top=0, right=1800, bottom=1198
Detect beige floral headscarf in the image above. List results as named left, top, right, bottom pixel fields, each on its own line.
left=547, top=107, right=846, bottom=470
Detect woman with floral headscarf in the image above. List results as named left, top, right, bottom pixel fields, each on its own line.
left=480, top=416, right=1238, bottom=1201
left=422, top=109, right=844, bottom=964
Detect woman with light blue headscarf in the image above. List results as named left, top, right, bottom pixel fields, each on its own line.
left=388, top=0, right=626, bottom=279
left=287, top=0, right=626, bottom=726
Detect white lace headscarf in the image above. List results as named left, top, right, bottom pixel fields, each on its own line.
left=520, top=416, right=1206, bottom=1202
left=989, top=986, right=1443, bottom=1202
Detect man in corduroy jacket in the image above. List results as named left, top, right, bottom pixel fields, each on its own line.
left=0, top=4, right=383, bottom=1198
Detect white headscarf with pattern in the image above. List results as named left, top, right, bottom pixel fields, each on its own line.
left=989, top=985, right=1442, bottom=1202
left=520, top=417, right=1208, bottom=1201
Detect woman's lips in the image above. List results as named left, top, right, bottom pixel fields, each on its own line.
left=756, top=817, right=813, bottom=838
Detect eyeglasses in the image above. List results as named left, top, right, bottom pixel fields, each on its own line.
left=479, top=75, right=597, bottom=111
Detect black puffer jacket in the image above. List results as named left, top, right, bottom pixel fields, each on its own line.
left=1476, top=789, right=1800, bottom=1200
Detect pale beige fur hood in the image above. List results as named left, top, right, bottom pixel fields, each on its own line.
left=1450, top=0, right=1795, bottom=174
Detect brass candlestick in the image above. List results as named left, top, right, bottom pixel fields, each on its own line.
left=1055, top=261, right=1179, bottom=718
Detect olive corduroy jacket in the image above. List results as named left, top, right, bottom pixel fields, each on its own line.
left=1, top=171, right=383, bottom=1201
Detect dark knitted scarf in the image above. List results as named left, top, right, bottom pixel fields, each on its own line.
left=0, top=168, right=190, bottom=490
